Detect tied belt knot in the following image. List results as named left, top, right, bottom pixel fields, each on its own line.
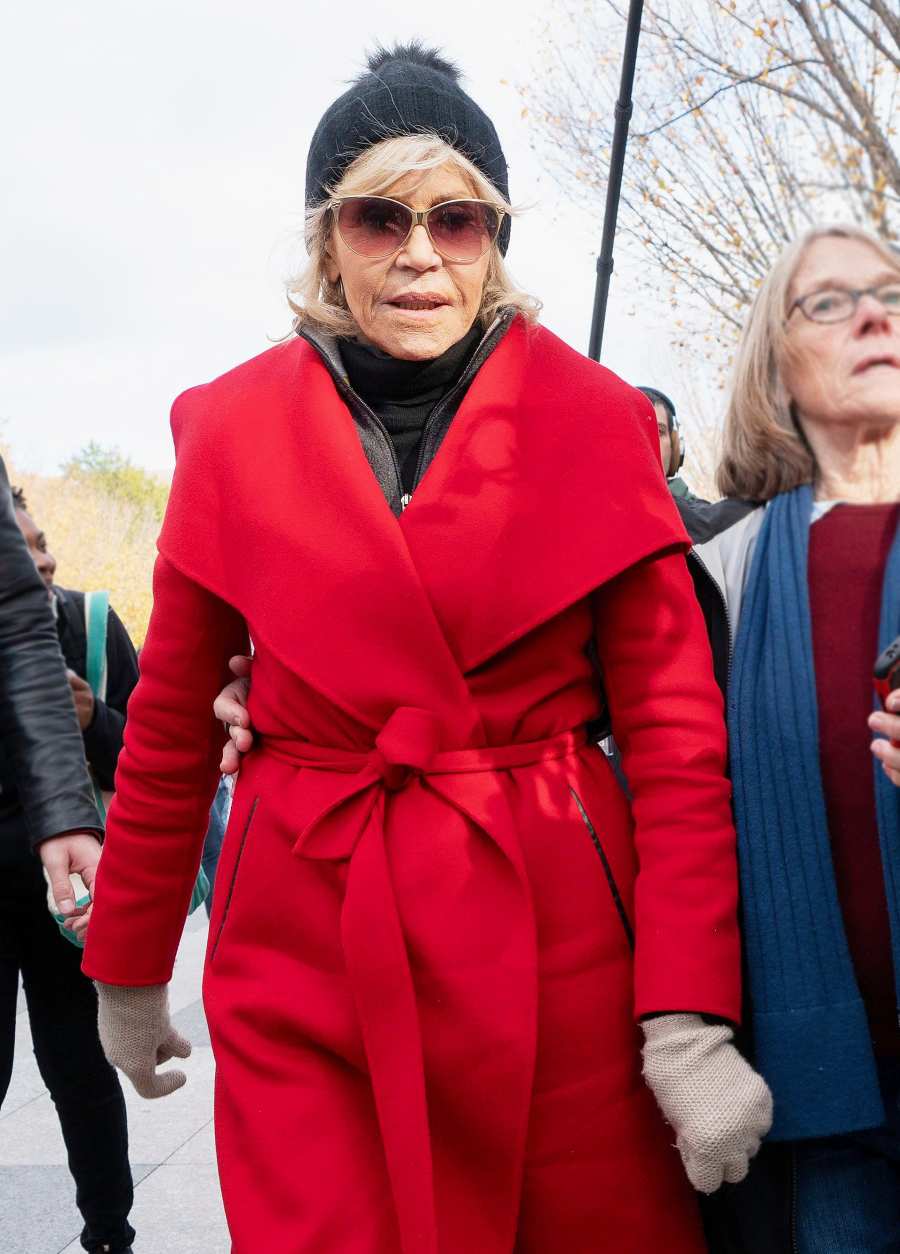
left=370, top=705, right=442, bottom=792
left=263, top=710, right=586, bottom=1254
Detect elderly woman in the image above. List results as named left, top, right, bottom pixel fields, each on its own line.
left=673, top=224, right=900, bottom=1253
left=82, top=44, right=770, bottom=1254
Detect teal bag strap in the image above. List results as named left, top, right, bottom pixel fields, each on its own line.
left=84, top=590, right=109, bottom=703
left=84, top=590, right=110, bottom=819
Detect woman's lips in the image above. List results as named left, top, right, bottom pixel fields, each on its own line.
left=852, top=354, right=899, bottom=375
left=386, top=295, right=449, bottom=312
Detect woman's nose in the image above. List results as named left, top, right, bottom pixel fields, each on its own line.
left=398, top=223, right=441, bottom=269
left=854, top=291, right=893, bottom=333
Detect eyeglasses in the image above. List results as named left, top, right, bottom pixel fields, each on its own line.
left=332, top=196, right=505, bottom=264
left=788, top=282, right=900, bottom=324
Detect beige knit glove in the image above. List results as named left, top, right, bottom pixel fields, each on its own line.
left=96, top=982, right=191, bottom=1099
left=641, top=1013, right=773, bottom=1193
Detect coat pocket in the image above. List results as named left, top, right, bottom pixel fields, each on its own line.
left=569, top=786, right=635, bottom=952
left=209, top=795, right=259, bottom=963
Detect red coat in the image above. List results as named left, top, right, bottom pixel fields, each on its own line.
left=84, top=319, right=740, bottom=1254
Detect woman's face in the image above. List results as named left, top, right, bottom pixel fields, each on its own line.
left=324, top=163, right=493, bottom=361
left=781, top=237, right=900, bottom=431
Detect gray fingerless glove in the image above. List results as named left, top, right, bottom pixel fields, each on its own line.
left=96, top=982, right=191, bottom=1099
left=641, top=1013, right=773, bottom=1194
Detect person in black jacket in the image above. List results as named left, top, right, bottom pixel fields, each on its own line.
left=0, top=470, right=138, bottom=1254
left=10, top=485, right=139, bottom=805
left=0, top=457, right=102, bottom=875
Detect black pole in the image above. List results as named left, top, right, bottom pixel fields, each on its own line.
left=588, top=0, right=645, bottom=362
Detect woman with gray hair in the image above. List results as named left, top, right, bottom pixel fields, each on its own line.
left=81, top=44, right=769, bottom=1253
left=675, top=223, right=900, bottom=1253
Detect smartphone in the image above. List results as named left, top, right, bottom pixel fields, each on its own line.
left=874, top=635, right=900, bottom=708
left=874, top=635, right=900, bottom=751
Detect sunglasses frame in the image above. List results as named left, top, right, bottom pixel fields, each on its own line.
left=331, top=195, right=505, bottom=264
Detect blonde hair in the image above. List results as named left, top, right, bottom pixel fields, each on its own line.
left=717, top=224, right=900, bottom=501
left=286, top=133, right=540, bottom=336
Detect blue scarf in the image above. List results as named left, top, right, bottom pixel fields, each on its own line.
left=728, top=485, right=900, bottom=1141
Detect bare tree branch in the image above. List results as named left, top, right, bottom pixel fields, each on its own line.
left=636, top=60, right=821, bottom=138
left=523, top=0, right=899, bottom=377
left=844, top=0, right=900, bottom=56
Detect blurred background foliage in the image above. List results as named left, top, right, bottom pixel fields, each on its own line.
left=4, top=438, right=166, bottom=647
left=61, top=442, right=170, bottom=523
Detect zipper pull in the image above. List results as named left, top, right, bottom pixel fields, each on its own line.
left=400, top=492, right=412, bottom=512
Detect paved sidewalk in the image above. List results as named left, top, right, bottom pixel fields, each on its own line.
left=0, top=911, right=231, bottom=1254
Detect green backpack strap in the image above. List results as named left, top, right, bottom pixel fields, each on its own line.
left=84, top=590, right=110, bottom=703
left=83, top=590, right=110, bottom=819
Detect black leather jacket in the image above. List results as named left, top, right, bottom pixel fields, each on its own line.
left=0, top=457, right=101, bottom=856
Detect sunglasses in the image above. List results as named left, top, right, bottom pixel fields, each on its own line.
left=332, top=196, right=505, bottom=264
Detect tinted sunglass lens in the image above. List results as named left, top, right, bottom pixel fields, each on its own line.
left=338, top=198, right=412, bottom=257
left=428, top=202, right=497, bottom=261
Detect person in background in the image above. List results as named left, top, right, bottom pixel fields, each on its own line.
left=0, top=481, right=139, bottom=1254
left=674, top=224, right=900, bottom=1254
left=0, top=456, right=102, bottom=916
left=639, top=385, right=704, bottom=502
left=13, top=487, right=140, bottom=807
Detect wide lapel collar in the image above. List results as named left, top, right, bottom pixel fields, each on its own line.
left=163, top=339, right=480, bottom=744
left=263, top=342, right=482, bottom=738
left=398, top=319, right=529, bottom=675
left=400, top=319, right=689, bottom=673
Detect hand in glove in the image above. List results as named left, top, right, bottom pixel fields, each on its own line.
left=641, top=1013, right=773, bottom=1193
left=96, top=982, right=191, bottom=1099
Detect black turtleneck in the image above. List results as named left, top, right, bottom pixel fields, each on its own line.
left=339, top=324, right=482, bottom=494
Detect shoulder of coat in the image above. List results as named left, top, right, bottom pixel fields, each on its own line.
left=168, top=339, right=306, bottom=446
left=521, top=325, right=663, bottom=459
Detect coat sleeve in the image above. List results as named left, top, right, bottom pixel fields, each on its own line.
left=82, top=553, right=249, bottom=985
left=82, top=604, right=140, bottom=789
left=0, top=458, right=102, bottom=847
left=592, top=550, right=742, bottom=1024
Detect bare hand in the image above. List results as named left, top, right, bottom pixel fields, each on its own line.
left=39, top=832, right=101, bottom=916
left=67, top=669, right=95, bottom=730
left=64, top=906, right=93, bottom=941
left=213, top=655, right=254, bottom=774
left=870, top=690, right=900, bottom=788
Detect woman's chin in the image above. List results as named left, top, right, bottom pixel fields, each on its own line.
left=367, top=309, right=472, bottom=361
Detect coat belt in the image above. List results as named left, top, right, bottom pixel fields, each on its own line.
left=262, top=708, right=587, bottom=1254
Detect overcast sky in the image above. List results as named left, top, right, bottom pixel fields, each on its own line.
left=2, top=0, right=684, bottom=475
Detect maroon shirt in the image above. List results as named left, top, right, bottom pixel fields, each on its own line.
left=808, top=502, right=900, bottom=1054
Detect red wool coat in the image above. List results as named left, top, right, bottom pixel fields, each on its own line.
left=83, top=318, right=740, bottom=1254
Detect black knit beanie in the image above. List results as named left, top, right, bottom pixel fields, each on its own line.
left=306, top=41, right=511, bottom=254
